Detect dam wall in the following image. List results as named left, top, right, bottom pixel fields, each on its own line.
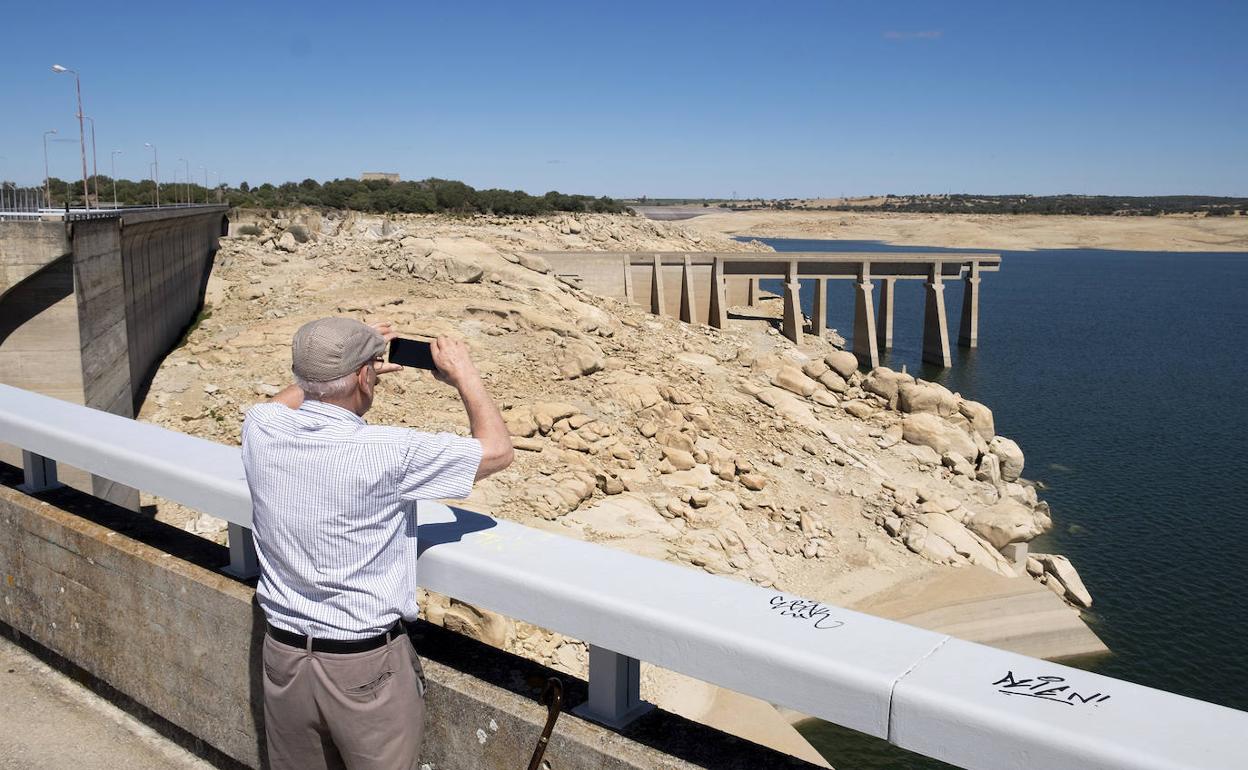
left=0, top=207, right=228, bottom=507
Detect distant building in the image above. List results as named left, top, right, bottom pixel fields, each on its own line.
left=360, top=172, right=400, bottom=183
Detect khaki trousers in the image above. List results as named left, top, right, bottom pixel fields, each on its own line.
left=262, top=630, right=427, bottom=770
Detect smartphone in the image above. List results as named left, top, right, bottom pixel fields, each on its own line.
left=388, top=337, right=437, bottom=370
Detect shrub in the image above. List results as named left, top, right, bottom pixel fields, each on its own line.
left=288, top=224, right=310, bottom=242
left=237, top=224, right=261, bottom=236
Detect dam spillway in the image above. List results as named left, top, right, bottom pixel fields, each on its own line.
left=0, top=206, right=229, bottom=508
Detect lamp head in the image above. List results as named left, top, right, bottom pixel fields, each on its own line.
left=51, top=64, right=68, bottom=73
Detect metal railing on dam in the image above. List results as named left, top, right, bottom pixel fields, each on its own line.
left=530, top=251, right=1000, bottom=368
left=0, top=382, right=1242, bottom=769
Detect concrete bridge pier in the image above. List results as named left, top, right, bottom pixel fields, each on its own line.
left=810, top=278, right=828, bottom=337
left=678, top=255, right=697, bottom=324
left=708, top=257, right=728, bottom=329
left=923, top=264, right=952, bottom=367
left=877, top=277, right=896, bottom=350
left=747, top=277, right=761, bottom=306
left=959, top=260, right=981, bottom=348
left=852, top=265, right=880, bottom=368
left=781, top=261, right=803, bottom=345
left=649, top=254, right=666, bottom=316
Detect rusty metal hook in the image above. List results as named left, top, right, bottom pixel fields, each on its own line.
left=526, top=677, right=563, bottom=770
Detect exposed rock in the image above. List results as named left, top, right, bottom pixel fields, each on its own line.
left=898, top=380, right=958, bottom=417
left=739, top=473, right=767, bottom=491
left=824, top=350, right=859, bottom=379
left=662, top=447, right=697, bottom=471
left=967, top=498, right=1043, bottom=549
left=558, top=341, right=605, bottom=380
left=958, top=399, right=995, bottom=441
left=275, top=231, right=299, bottom=253
left=861, top=367, right=912, bottom=407
left=517, top=253, right=551, bottom=273
left=1034, top=554, right=1093, bottom=608
left=843, top=400, right=876, bottom=419
left=989, top=436, right=1025, bottom=482
left=773, top=366, right=817, bottom=398
left=901, top=413, right=977, bottom=462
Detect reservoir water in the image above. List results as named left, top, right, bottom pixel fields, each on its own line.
left=751, top=238, right=1248, bottom=768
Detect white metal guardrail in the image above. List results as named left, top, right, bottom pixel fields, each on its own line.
left=1, top=383, right=1244, bottom=769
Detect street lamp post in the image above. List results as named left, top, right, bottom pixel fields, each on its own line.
left=199, top=166, right=207, bottom=204
left=144, top=143, right=158, bottom=207
left=110, top=150, right=122, bottom=208
left=51, top=64, right=90, bottom=210
left=42, top=129, right=58, bottom=208
left=84, top=116, right=100, bottom=206
left=179, top=158, right=190, bottom=205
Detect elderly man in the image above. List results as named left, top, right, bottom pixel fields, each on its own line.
left=241, top=317, right=513, bottom=770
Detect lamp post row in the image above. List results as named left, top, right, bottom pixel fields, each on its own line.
left=32, top=64, right=219, bottom=211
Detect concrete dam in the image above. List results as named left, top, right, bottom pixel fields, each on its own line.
left=0, top=206, right=229, bottom=507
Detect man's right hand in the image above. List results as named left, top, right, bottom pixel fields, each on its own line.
left=430, top=337, right=479, bottom=388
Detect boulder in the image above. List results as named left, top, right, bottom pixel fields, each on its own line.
left=1034, top=554, right=1093, bottom=608
left=901, top=413, right=976, bottom=462
left=517, top=253, right=550, bottom=273
left=967, top=498, right=1043, bottom=549
left=739, top=473, right=767, bottom=491
left=862, top=367, right=912, bottom=408
left=662, top=447, right=697, bottom=471
left=989, top=436, right=1025, bottom=482
left=275, top=231, right=299, bottom=253
left=824, top=350, right=859, bottom=379
left=958, top=399, right=995, bottom=441
left=917, top=512, right=1016, bottom=577
left=843, top=400, right=876, bottom=419
left=817, top=370, right=849, bottom=394
left=558, top=342, right=605, bottom=380
left=975, top=452, right=1003, bottom=487
left=898, top=380, right=958, bottom=417
left=773, top=366, right=817, bottom=398
left=801, top=359, right=829, bottom=379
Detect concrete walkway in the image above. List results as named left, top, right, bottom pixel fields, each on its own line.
left=0, top=634, right=216, bottom=770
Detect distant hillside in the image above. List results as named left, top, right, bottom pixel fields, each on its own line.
left=783, top=194, right=1247, bottom=217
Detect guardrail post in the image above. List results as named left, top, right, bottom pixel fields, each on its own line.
left=573, top=644, right=654, bottom=728
left=18, top=450, right=61, bottom=493
left=223, top=522, right=260, bottom=579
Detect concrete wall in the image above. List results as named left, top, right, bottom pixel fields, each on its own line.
left=0, top=480, right=815, bottom=769
left=0, top=208, right=227, bottom=509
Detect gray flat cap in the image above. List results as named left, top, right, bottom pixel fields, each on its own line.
left=291, top=318, right=385, bottom=382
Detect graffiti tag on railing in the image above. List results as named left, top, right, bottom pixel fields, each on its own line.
left=994, top=671, right=1111, bottom=707
left=768, top=595, right=845, bottom=630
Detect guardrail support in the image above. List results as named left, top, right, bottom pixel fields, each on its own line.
left=223, top=522, right=260, bottom=579
left=18, top=450, right=60, bottom=493
left=574, top=645, right=653, bottom=729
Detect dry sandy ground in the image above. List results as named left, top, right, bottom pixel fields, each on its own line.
left=685, top=210, right=1248, bottom=252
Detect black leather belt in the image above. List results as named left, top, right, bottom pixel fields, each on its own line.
left=267, top=620, right=405, bottom=654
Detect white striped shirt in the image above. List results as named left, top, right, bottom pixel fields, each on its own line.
left=241, top=399, right=482, bottom=639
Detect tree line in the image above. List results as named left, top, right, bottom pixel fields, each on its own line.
left=16, top=175, right=628, bottom=216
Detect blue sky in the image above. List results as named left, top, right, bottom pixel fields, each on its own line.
left=1, top=1, right=1244, bottom=197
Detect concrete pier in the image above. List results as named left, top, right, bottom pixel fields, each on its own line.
left=923, top=263, right=952, bottom=367
left=959, top=260, right=981, bottom=348
left=533, top=251, right=1000, bottom=371
left=877, top=277, right=896, bottom=350
left=853, top=266, right=880, bottom=369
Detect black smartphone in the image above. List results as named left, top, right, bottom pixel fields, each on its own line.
left=388, top=337, right=437, bottom=370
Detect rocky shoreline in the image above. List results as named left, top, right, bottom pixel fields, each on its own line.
left=138, top=208, right=1102, bottom=760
